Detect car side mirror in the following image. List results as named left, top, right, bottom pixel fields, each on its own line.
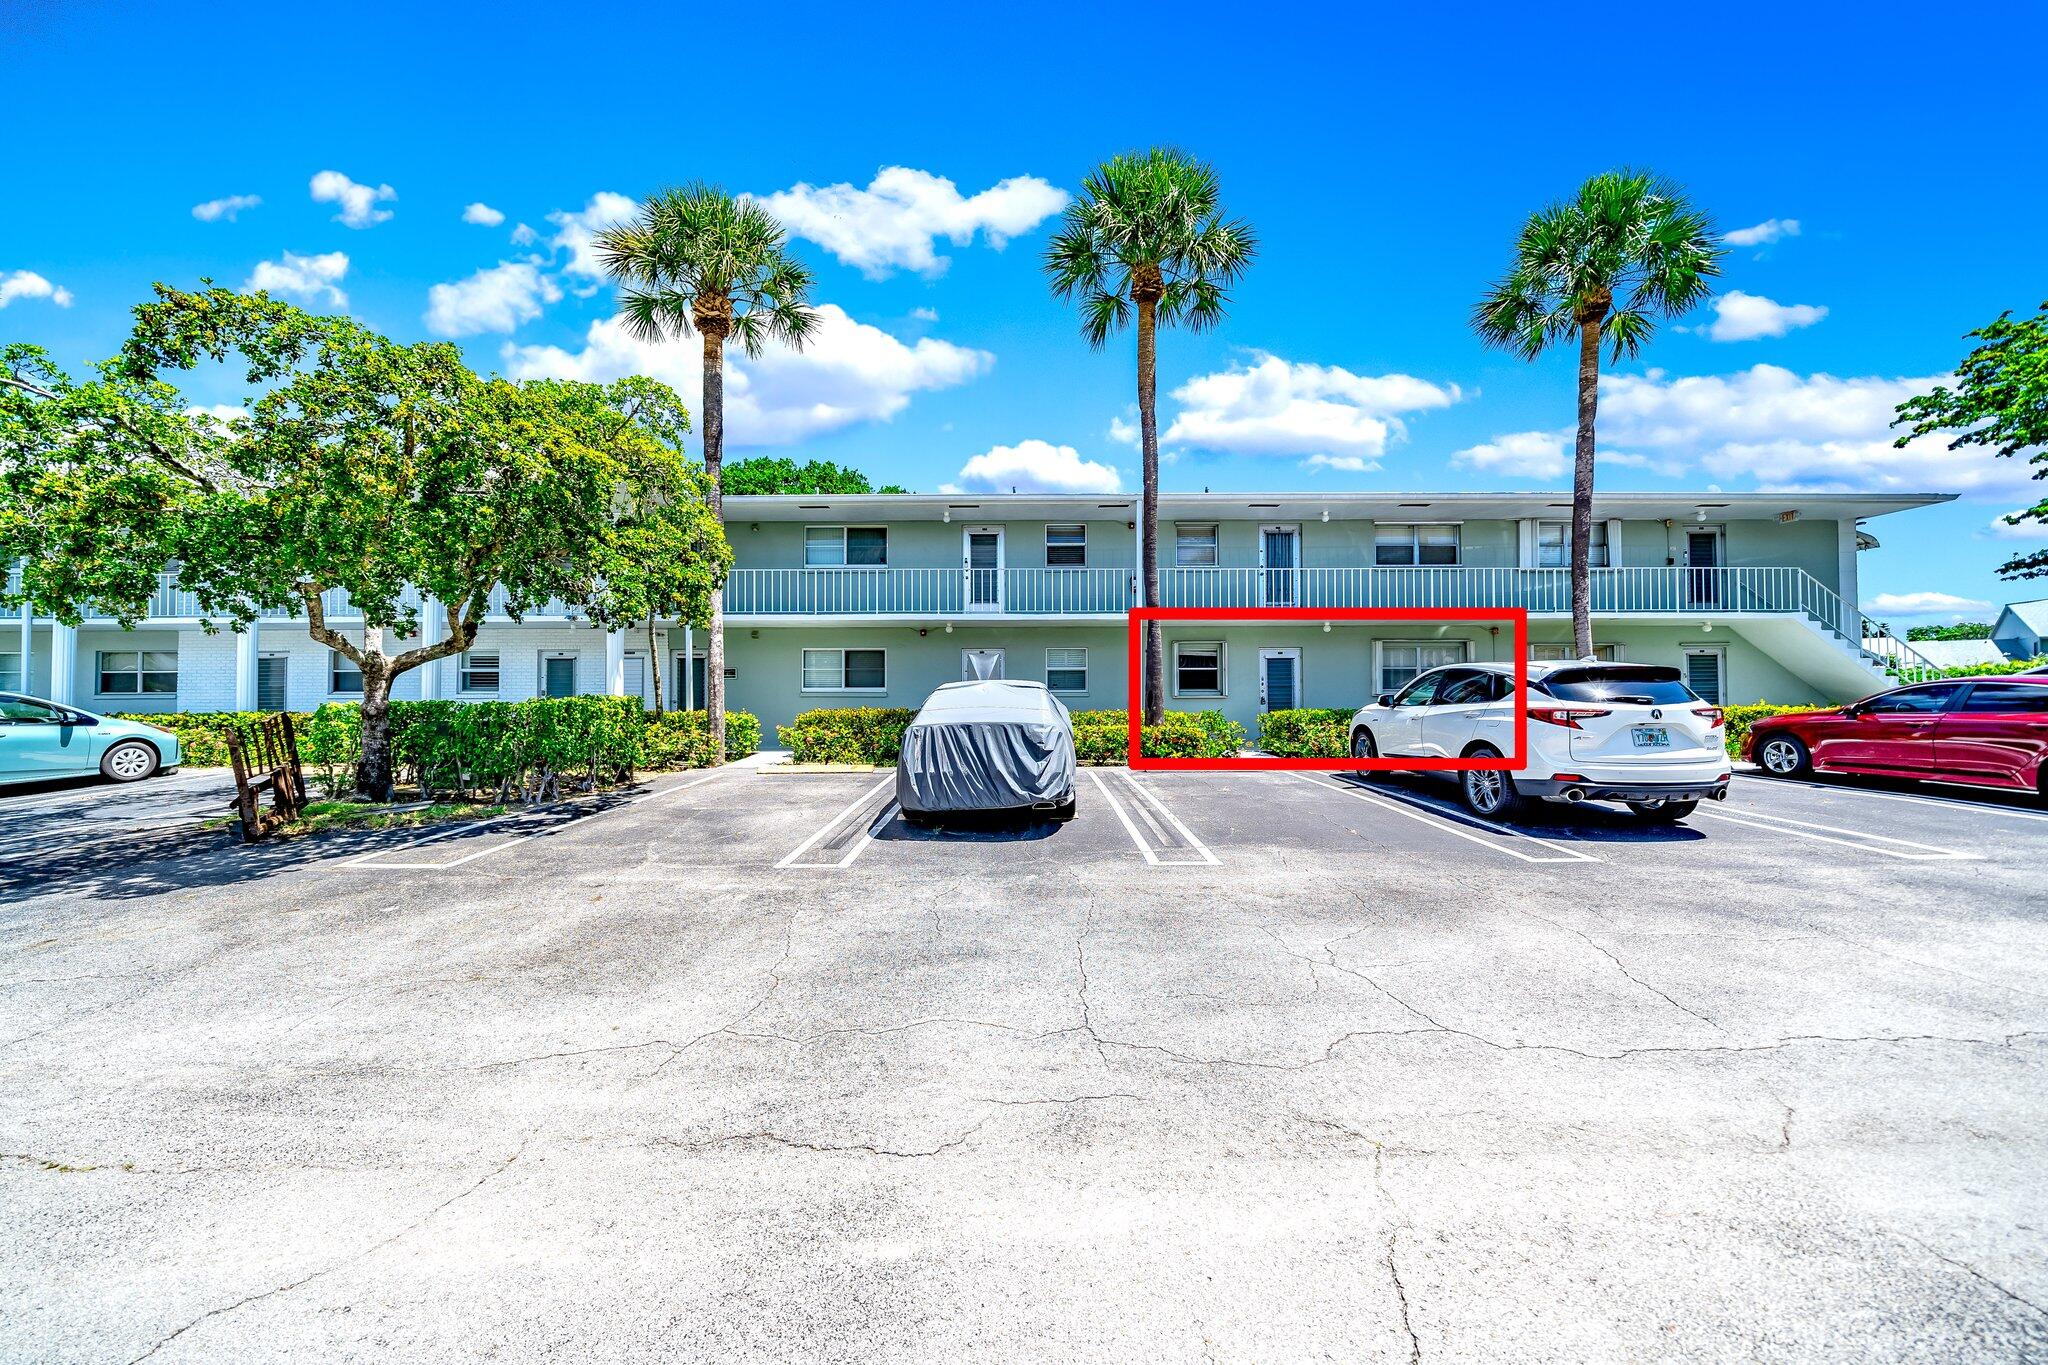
left=1376, top=693, right=1393, bottom=708
left=66, top=712, right=99, bottom=726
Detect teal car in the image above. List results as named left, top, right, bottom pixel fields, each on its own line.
left=0, top=693, right=182, bottom=787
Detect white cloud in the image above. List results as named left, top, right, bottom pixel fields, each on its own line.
left=0, top=270, right=73, bottom=308
left=310, top=170, right=396, bottom=228
left=1863, top=591, right=1993, bottom=618
left=184, top=403, right=248, bottom=434
left=547, top=191, right=637, bottom=280
left=1452, top=430, right=1570, bottom=479
left=424, top=261, right=561, bottom=337
left=1302, top=455, right=1374, bottom=474
left=510, top=223, right=537, bottom=246
left=942, top=439, right=1120, bottom=495
left=1594, top=364, right=2029, bottom=494
left=1988, top=511, right=2048, bottom=541
left=462, top=202, right=506, bottom=227
left=1701, top=290, right=1827, bottom=342
left=503, top=303, right=991, bottom=447
left=1109, top=415, right=1138, bottom=446
left=757, top=167, right=1067, bottom=279
left=243, top=250, right=349, bottom=308
left=1160, top=353, right=1462, bottom=469
left=910, top=306, right=939, bottom=323
left=192, top=193, right=261, bottom=223
left=1454, top=364, right=2030, bottom=495
left=1724, top=218, right=1801, bottom=247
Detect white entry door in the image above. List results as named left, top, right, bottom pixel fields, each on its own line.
left=623, top=652, right=651, bottom=706
left=1260, top=525, right=1300, bottom=606
left=1259, top=648, right=1301, bottom=712
left=964, top=526, right=1004, bottom=612
left=962, top=648, right=1005, bottom=681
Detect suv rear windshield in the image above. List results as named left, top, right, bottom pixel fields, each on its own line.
left=1532, top=665, right=1698, bottom=705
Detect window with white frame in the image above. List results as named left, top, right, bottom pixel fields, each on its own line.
left=1174, top=523, right=1219, bottom=567
left=0, top=650, right=20, bottom=691
left=1378, top=641, right=1467, bottom=693
left=1374, top=523, right=1460, bottom=566
left=97, top=650, right=178, bottom=695
left=1174, top=642, right=1224, bottom=696
left=1530, top=643, right=1620, bottom=661
left=804, top=525, right=888, bottom=567
left=458, top=650, right=501, bottom=693
left=801, top=647, right=886, bottom=693
left=1045, top=524, right=1087, bottom=568
left=1536, top=521, right=1609, bottom=568
left=329, top=650, right=363, bottom=694
left=1045, top=647, right=1088, bottom=694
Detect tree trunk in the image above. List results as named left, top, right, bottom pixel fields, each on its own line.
left=647, top=614, right=664, bottom=716
left=701, top=330, right=727, bottom=763
left=1570, top=320, right=1604, bottom=659
left=1136, top=294, right=1165, bottom=725
left=355, top=634, right=395, bottom=801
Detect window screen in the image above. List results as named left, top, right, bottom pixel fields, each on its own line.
left=1175, top=524, right=1218, bottom=567
left=1045, top=525, right=1087, bottom=567
left=1175, top=644, right=1222, bottom=695
left=459, top=651, right=501, bottom=692
left=1046, top=647, right=1087, bottom=693
left=330, top=651, right=364, bottom=695
left=1537, top=521, right=1608, bottom=568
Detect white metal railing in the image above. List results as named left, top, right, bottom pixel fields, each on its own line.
left=724, top=567, right=1133, bottom=616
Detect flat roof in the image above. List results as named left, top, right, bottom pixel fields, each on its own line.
left=725, top=490, right=1955, bottom=523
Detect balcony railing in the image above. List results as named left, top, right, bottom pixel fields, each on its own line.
left=3, top=570, right=578, bottom=625
left=724, top=567, right=1133, bottom=616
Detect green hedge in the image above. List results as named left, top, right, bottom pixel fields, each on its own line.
left=112, top=711, right=315, bottom=767
left=1069, top=709, right=1245, bottom=763
left=639, top=709, right=762, bottom=769
left=1918, top=655, right=2047, bottom=679
left=1256, top=707, right=1355, bottom=758
left=776, top=707, right=919, bottom=764
left=1720, top=702, right=1827, bottom=760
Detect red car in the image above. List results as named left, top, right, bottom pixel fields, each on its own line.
left=1745, top=675, right=2048, bottom=797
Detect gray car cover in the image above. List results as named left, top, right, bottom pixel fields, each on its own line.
left=895, top=680, right=1077, bottom=814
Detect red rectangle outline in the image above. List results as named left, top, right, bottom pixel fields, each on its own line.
left=1125, top=607, right=1528, bottom=771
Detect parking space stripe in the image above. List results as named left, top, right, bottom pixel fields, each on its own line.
left=1294, top=774, right=1601, bottom=864
left=1695, top=807, right=1978, bottom=861
left=1115, top=771, right=1220, bottom=865
left=777, top=775, right=896, bottom=870
left=1736, top=773, right=2048, bottom=825
left=1089, top=770, right=1162, bottom=865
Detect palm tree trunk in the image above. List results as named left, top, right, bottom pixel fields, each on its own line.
left=1570, top=321, right=1602, bottom=659
left=1136, top=295, right=1164, bottom=725
left=701, top=329, right=727, bottom=763
left=647, top=613, right=663, bottom=716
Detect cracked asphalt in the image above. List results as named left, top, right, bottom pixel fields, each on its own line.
left=3, top=763, right=2046, bottom=1362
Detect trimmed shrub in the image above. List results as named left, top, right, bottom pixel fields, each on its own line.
left=1066, top=709, right=1245, bottom=763
left=1720, top=701, right=1828, bottom=760
left=110, top=711, right=314, bottom=768
left=638, top=709, right=762, bottom=769
left=1256, top=707, right=1354, bottom=758
left=776, top=707, right=918, bottom=764
left=1920, top=655, right=2048, bottom=680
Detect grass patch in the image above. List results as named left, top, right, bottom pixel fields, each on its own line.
left=291, top=800, right=508, bottom=835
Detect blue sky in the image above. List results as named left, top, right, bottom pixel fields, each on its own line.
left=5, top=1, right=2045, bottom=625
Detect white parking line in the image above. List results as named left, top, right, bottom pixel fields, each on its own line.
left=1116, top=771, right=1220, bottom=865
left=777, top=775, right=895, bottom=870
left=1088, top=770, right=1216, bottom=866
left=343, top=769, right=730, bottom=871
left=1694, top=807, right=1978, bottom=861
left=1737, top=773, right=2048, bottom=824
left=1295, top=774, right=1601, bottom=864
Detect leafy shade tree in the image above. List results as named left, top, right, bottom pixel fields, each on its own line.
left=1473, top=171, right=1723, bottom=657
left=595, top=186, right=818, bottom=758
left=1044, top=148, right=1256, bottom=724
left=532, top=376, right=728, bottom=716
left=1906, top=622, right=1993, bottom=642
left=0, top=287, right=729, bottom=799
left=1894, top=300, right=2048, bottom=579
left=723, top=456, right=908, bottom=496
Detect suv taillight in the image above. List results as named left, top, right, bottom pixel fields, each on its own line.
left=1692, top=707, right=1724, bottom=728
left=1527, top=706, right=1611, bottom=730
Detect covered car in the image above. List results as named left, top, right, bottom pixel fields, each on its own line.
left=895, top=680, right=1077, bottom=821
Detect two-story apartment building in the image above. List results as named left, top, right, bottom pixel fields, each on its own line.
left=4, top=490, right=1951, bottom=740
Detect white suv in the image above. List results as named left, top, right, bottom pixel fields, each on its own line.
left=1346, top=661, right=1732, bottom=822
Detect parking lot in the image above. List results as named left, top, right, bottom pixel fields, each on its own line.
left=4, top=764, right=2046, bottom=1362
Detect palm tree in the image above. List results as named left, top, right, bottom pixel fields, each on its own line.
left=1044, top=149, right=1256, bottom=724
left=1473, top=170, right=1722, bottom=658
left=596, top=186, right=818, bottom=758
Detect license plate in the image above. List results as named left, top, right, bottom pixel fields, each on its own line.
left=1631, top=726, right=1671, bottom=749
